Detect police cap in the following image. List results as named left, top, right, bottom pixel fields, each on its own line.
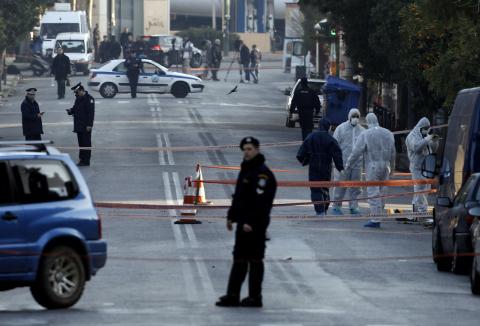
left=240, top=137, right=260, bottom=150
left=71, top=82, right=84, bottom=92
left=26, top=88, right=37, bottom=95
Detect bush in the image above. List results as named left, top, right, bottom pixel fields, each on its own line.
left=175, top=27, right=240, bottom=51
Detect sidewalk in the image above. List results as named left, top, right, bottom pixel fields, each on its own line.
left=0, top=75, right=21, bottom=107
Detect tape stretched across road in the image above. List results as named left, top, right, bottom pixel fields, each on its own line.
left=195, top=178, right=437, bottom=188
left=94, top=189, right=436, bottom=211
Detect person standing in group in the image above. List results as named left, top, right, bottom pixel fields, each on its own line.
left=290, top=77, right=321, bottom=140
left=182, top=36, right=193, bottom=73
left=346, top=113, right=396, bottom=220
left=109, top=35, right=122, bottom=60
left=211, top=39, right=223, bottom=81
left=216, top=137, right=277, bottom=308
left=120, top=27, right=132, bottom=51
left=123, top=34, right=134, bottom=58
left=250, top=44, right=262, bottom=83
left=406, top=117, right=439, bottom=213
left=297, top=118, right=344, bottom=215
left=98, top=35, right=110, bottom=63
left=124, top=51, right=143, bottom=98
left=66, top=83, right=95, bottom=167
left=21, top=88, right=43, bottom=141
left=331, top=108, right=365, bottom=215
left=239, top=40, right=251, bottom=83
left=51, top=46, right=71, bottom=99
left=92, top=24, right=100, bottom=62
left=204, top=40, right=213, bottom=79
left=134, top=36, right=146, bottom=58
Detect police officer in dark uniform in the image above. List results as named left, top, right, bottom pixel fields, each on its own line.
left=21, top=88, right=44, bottom=140
left=124, top=51, right=144, bottom=98
left=290, top=77, right=321, bottom=140
left=66, top=83, right=95, bottom=166
left=216, top=137, right=277, bottom=308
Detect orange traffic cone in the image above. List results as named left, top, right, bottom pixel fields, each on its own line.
left=194, top=164, right=211, bottom=205
left=180, top=176, right=197, bottom=216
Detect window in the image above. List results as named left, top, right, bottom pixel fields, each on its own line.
left=143, top=62, right=159, bottom=74
left=55, top=40, right=85, bottom=53
left=10, top=160, right=78, bottom=204
left=454, top=176, right=477, bottom=206
left=40, top=23, right=79, bottom=39
left=0, top=162, right=13, bottom=205
left=114, top=62, right=128, bottom=72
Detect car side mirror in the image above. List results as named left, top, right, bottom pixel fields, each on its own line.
left=469, top=206, right=480, bottom=217
left=284, top=87, right=292, bottom=96
left=465, top=201, right=480, bottom=210
left=421, top=154, right=437, bottom=179
left=436, top=197, right=452, bottom=208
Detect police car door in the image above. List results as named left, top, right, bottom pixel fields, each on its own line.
left=113, top=62, right=130, bottom=93
left=140, top=61, right=168, bottom=93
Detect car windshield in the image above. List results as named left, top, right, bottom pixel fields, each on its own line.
left=40, top=23, right=79, bottom=39
left=55, top=40, right=85, bottom=53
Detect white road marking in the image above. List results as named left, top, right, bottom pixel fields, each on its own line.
left=194, top=256, right=216, bottom=298
left=181, top=256, right=200, bottom=302
left=164, top=172, right=184, bottom=249
left=200, top=102, right=280, bottom=109
left=163, top=133, right=175, bottom=165
left=156, top=134, right=166, bottom=165
left=185, top=225, right=199, bottom=248
left=147, top=93, right=159, bottom=104
left=117, top=100, right=130, bottom=104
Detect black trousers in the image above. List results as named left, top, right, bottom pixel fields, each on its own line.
left=243, top=63, right=251, bottom=81
left=57, top=79, right=66, bottom=99
left=127, top=74, right=139, bottom=98
left=77, top=132, right=92, bottom=163
left=211, top=63, right=220, bottom=80
left=226, top=259, right=264, bottom=299
left=311, top=186, right=330, bottom=214
left=25, top=134, right=41, bottom=141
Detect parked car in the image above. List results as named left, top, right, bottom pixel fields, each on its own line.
left=88, top=59, right=204, bottom=98
left=467, top=206, right=480, bottom=294
left=0, top=141, right=107, bottom=309
left=141, top=35, right=203, bottom=68
left=284, top=78, right=325, bottom=128
left=422, top=86, right=480, bottom=276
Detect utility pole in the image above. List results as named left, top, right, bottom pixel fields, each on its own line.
left=335, top=26, right=340, bottom=77
left=212, top=0, right=216, bottom=30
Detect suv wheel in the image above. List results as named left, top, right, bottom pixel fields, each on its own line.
left=30, top=246, right=86, bottom=309
left=433, top=225, right=452, bottom=272
left=100, top=82, right=118, bottom=98
left=171, top=82, right=189, bottom=98
left=452, top=239, right=470, bottom=275
left=471, top=256, right=480, bottom=295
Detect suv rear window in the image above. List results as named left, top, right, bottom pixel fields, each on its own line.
left=10, top=160, right=78, bottom=204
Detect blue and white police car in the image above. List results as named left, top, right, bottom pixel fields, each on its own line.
left=88, top=59, right=204, bottom=98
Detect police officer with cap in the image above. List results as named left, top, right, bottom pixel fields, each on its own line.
left=66, top=83, right=95, bottom=166
left=216, top=137, right=277, bottom=308
left=21, top=88, right=44, bottom=140
left=124, top=51, right=144, bottom=98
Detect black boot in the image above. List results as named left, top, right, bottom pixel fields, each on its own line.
left=216, top=294, right=240, bottom=307
left=240, top=296, right=262, bottom=307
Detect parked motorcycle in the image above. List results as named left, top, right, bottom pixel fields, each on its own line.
left=30, top=54, right=50, bottom=77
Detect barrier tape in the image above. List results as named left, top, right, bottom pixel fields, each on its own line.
left=194, top=178, right=437, bottom=188
left=94, top=189, right=436, bottom=211
left=203, top=164, right=413, bottom=177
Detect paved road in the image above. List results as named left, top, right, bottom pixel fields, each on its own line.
left=0, top=64, right=478, bottom=325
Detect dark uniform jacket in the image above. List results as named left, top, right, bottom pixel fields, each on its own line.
left=290, top=85, right=321, bottom=127
left=68, top=92, right=95, bottom=133
left=297, top=119, right=343, bottom=181
left=124, top=57, right=144, bottom=77
left=227, top=154, right=277, bottom=259
left=239, top=45, right=250, bottom=65
left=51, top=54, right=71, bottom=80
left=21, top=97, right=43, bottom=136
left=110, top=41, right=122, bottom=59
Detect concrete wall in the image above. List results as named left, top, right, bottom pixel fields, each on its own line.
left=236, top=32, right=271, bottom=53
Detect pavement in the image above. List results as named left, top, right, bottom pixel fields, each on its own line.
left=0, top=60, right=478, bottom=326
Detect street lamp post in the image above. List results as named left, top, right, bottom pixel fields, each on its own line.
left=224, top=14, right=230, bottom=56
left=314, top=21, right=322, bottom=78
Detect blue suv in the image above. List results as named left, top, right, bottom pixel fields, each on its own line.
left=0, top=141, right=107, bottom=309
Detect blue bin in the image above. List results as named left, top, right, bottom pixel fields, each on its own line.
left=323, top=76, right=362, bottom=126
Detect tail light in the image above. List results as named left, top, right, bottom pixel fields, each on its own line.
left=151, top=45, right=162, bottom=51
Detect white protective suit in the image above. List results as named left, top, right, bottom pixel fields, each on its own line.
left=346, top=113, right=396, bottom=215
left=405, top=117, right=439, bottom=212
left=332, top=108, right=365, bottom=209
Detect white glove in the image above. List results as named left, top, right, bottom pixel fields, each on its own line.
left=425, top=135, right=434, bottom=142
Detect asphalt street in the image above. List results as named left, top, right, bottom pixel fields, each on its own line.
left=0, top=61, right=479, bottom=325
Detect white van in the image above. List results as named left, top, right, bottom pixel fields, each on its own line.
left=54, top=33, right=94, bottom=75
left=39, top=8, right=88, bottom=57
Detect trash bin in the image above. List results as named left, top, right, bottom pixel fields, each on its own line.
left=295, top=65, right=306, bottom=80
